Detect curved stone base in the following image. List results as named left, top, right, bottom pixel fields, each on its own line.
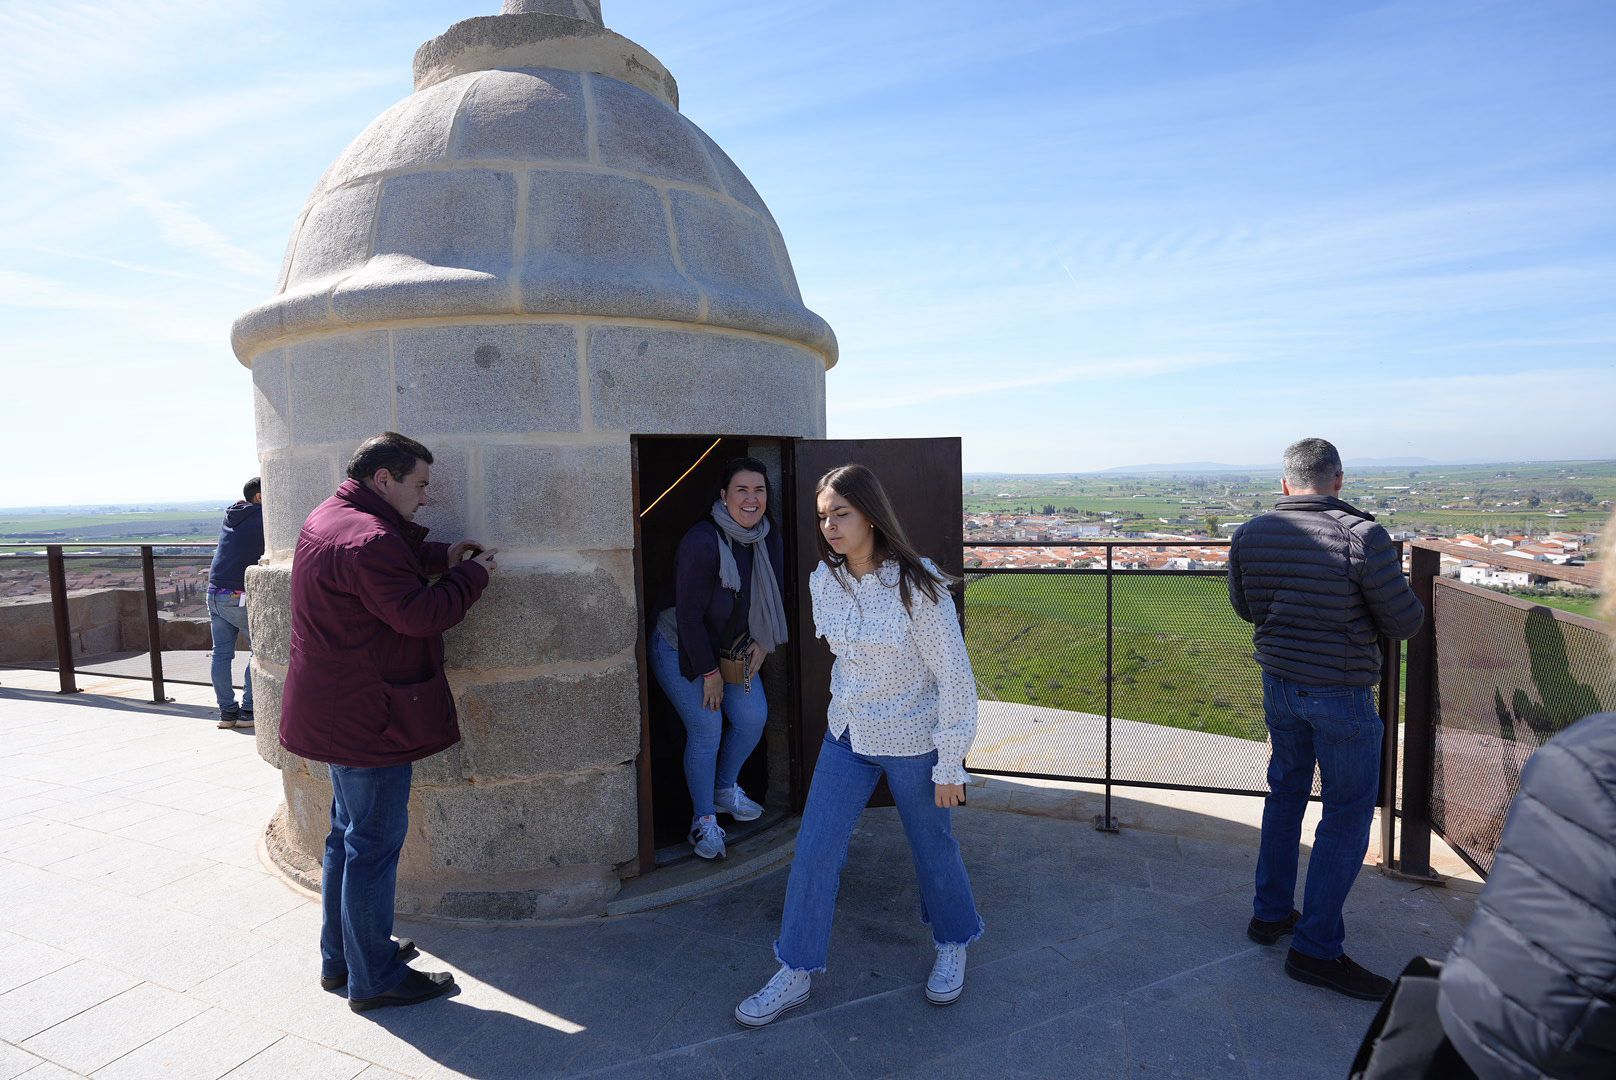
left=263, top=801, right=626, bottom=924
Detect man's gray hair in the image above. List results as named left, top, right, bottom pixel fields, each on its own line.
left=1282, top=437, right=1343, bottom=491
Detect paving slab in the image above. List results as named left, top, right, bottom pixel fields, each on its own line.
left=0, top=669, right=1479, bottom=1078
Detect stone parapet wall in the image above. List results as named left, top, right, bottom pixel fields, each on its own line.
left=0, top=589, right=212, bottom=665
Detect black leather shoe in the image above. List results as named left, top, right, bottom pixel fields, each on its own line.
left=1247, top=909, right=1300, bottom=945
left=348, top=968, right=456, bottom=1013
left=320, top=938, right=420, bottom=991
left=1284, top=949, right=1393, bottom=1001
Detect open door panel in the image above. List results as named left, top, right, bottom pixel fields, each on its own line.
left=783, top=438, right=965, bottom=810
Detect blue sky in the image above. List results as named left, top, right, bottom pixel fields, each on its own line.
left=2, top=0, right=1613, bottom=505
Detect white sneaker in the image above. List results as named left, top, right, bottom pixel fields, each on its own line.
left=713, top=786, right=764, bottom=822
left=735, top=964, right=811, bottom=1027
left=926, top=943, right=967, bottom=1005
left=688, top=814, right=726, bottom=860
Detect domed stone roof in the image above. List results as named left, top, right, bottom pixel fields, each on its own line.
left=232, top=9, right=836, bottom=365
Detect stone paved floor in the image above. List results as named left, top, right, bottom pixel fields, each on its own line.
left=0, top=669, right=1477, bottom=1079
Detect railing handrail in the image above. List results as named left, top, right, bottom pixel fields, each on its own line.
left=1409, top=538, right=1601, bottom=588
left=0, top=542, right=216, bottom=550
left=966, top=539, right=1231, bottom=548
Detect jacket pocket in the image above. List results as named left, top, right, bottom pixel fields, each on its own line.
left=380, top=672, right=454, bottom=753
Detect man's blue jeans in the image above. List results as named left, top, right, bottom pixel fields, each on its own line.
left=775, top=730, right=983, bottom=973
left=206, top=590, right=252, bottom=713
left=648, top=629, right=768, bottom=819
left=321, top=763, right=412, bottom=1000
left=1254, top=672, right=1382, bottom=960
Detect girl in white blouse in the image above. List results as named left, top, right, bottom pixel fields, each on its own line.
left=736, top=464, right=983, bottom=1027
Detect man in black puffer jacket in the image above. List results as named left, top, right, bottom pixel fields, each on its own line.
left=1229, top=438, right=1424, bottom=1001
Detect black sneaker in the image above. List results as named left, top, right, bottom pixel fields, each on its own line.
left=1247, top=909, right=1300, bottom=945
left=216, top=708, right=241, bottom=730
left=320, top=938, right=420, bottom=991
left=348, top=968, right=455, bottom=1012
left=237, top=709, right=255, bottom=727
left=1284, top=949, right=1393, bottom=1001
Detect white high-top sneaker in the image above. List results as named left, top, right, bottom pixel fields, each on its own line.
left=735, top=964, right=811, bottom=1027
left=926, top=943, right=967, bottom=1005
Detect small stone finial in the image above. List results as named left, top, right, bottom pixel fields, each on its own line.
left=501, top=0, right=603, bottom=25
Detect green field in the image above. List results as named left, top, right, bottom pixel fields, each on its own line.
left=964, top=572, right=1267, bottom=741
left=1504, top=592, right=1603, bottom=619
left=0, top=510, right=219, bottom=545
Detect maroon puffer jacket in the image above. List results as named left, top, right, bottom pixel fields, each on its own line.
left=280, top=479, right=488, bottom=767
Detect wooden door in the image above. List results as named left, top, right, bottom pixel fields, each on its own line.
left=782, top=438, right=965, bottom=811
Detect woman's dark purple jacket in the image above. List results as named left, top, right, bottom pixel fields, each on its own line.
left=279, top=479, right=488, bottom=767
left=656, top=520, right=785, bottom=680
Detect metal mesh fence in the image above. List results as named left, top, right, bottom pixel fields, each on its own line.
left=1430, top=580, right=1614, bottom=875
left=962, top=566, right=1324, bottom=795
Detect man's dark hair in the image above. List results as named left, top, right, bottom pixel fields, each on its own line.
left=243, top=477, right=262, bottom=502
left=1282, top=437, right=1343, bottom=492
left=346, top=432, right=434, bottom=485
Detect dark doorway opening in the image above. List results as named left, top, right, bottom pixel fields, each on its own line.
left=632, top=436, right=784, bottom=868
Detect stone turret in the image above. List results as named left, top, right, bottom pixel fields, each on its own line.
left=237, top=2, right=834, bottom=920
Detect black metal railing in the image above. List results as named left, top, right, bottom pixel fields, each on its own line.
left=0, top=543, right=219, bottom=703
left=1396, top=540, right=1610, bottom=879
left=960, top=540, right=1402, bottom=834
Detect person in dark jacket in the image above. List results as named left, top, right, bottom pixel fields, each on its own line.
left=1229, top=437, right=1424, bottom=1001
left=1436, top=516, right=1616, bottom=1079
left=282, top=432, right=497, bottom=1013
left=207, top=477, right=264, bottom=729
left=648, top=457, right=789, bottom=861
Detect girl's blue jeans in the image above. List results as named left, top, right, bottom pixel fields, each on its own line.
left=648, top=629, right=769, bottom=819
left=776, top=729, right=983, bottom=973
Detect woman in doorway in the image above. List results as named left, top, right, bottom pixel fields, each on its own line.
left=649, top=457, right=789, bottom=861
left=736, top=463, right=982, bottom=1027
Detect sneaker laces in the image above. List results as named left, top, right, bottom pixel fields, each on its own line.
left=932, top=944, right=964, bottom=982
left=692, top=815, right=725, bottom=844
left=755, top=965, right=803, bottom=1007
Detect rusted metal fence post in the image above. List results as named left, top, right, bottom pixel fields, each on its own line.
left=46, top=545, right=79, bottom=695
left=140, top=546, right=172, bottom=704
left=1376, top=635, right=1401, bottom=871
left=1397, top=544, right=1440, bottom=879
left=1096, top=545, right=1119, bottom=833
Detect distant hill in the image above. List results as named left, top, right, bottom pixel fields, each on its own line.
left=1089, top=457, right=1452, bottom=474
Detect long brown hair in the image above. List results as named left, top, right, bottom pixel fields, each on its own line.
left=815, top=464, right=956, bottom=612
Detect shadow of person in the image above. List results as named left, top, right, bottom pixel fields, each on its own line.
left=1479, top=607, right=1611, bottom=863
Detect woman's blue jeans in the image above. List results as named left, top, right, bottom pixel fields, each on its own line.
left=320, top=763, right=412, bottom=1000
left=1254, top=672, right=1382, bottom=961
left=648, top=629, right=768, bottom=819
left=776, top=730, right=983, bottom=973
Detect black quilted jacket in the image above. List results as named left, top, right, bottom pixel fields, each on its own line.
left=1227, top=495, right=1423, bottom=685
left=1439, top=713, right=1616, bottom=1079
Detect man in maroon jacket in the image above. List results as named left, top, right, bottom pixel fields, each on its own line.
left=281, top=432, right=498, bottom=1012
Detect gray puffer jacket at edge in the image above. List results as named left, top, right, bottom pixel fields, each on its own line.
left=1227, top=495, right=1423, bottom=686
left=1439, top=712, right=1616, bottom=1079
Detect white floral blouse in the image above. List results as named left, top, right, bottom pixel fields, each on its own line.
left=808, top=558, right=978, bottom=786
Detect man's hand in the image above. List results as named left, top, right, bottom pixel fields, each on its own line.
left=702, top=671, right=724, bottom=711
left=448, top=540, right=485, bottom=564
left=934, top=783, right=965, bottom=809
left=469, top=547, right=500, bottom=575
left=747, top=641, right=766, bottom=678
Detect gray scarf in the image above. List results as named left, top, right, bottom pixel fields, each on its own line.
left=709, top=500, right=789, bottom=655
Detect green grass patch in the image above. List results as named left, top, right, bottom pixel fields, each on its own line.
left=964, top=573, right=1266, bottom=740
